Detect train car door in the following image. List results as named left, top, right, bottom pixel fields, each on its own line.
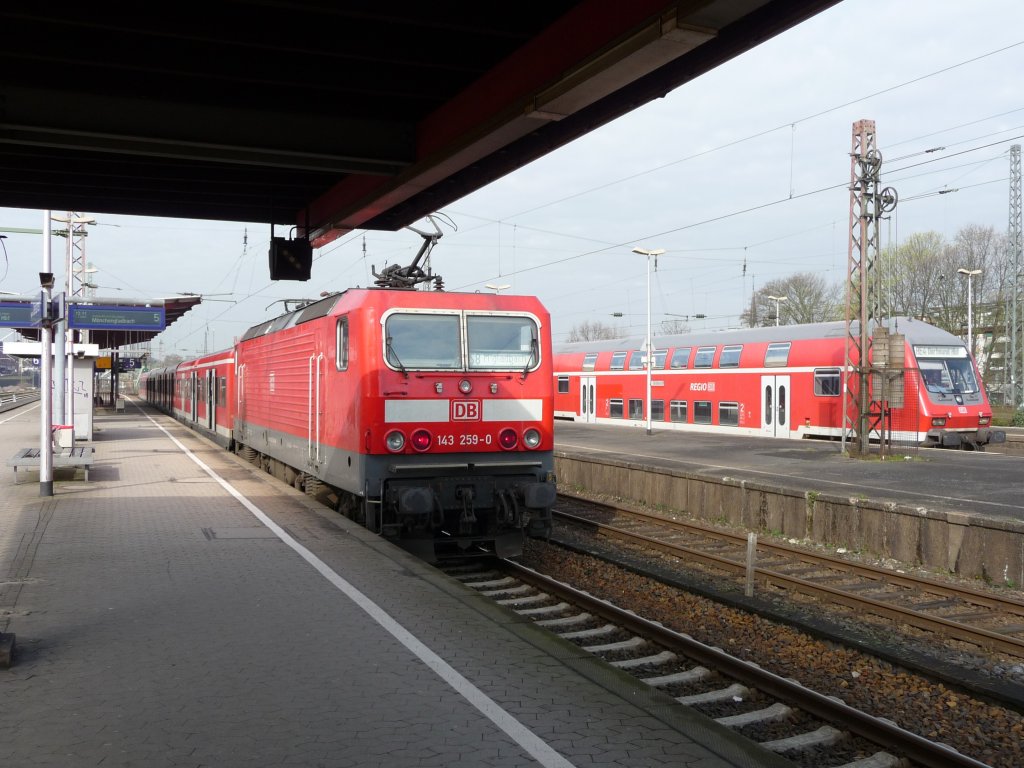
left=307, top=351, right=324, bottom=467
left=580, top=376, right=597, bottom=422
left=760, top=375, right=791, bottom=438
left=206, top=369, right=216, bottom=430
left=190, top=370, right=199, bottom=422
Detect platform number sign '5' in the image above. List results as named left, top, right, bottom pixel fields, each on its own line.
left=451, top=400, right=481, bottom=421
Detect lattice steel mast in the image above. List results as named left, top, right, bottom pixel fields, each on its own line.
left=843, top=120, right=897, bottom=454
left=1010, top=144, right=1022, bottom=408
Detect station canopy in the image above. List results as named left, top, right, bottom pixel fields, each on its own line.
left=0, top=2, right=837, bottom=247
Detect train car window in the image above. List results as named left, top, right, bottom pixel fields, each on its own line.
left=336, top=317, right=349, bottom=371
left=609, top=399, right=624, bottom=418
left=385, top=313, right=461, bottom=370
left=693, top=400, right=712, bottom=423
left=467, top=315, right=538, bottom=370
left=814, top=368, right=841, bottom=396
left=719, top=402, right=739, bottom=426
left=669, top=348, right=691, bottom=369
left=764, top=385, right=773, bottom=425
left=764, top=342, right=791, bottom=367
left=218, top=377, right=227, bottom=407
left=652, top=350, right=667, bottom=369
left=582, top=353, right=598, bottom=371
left=719, top=345, right=742, bottom=368
left=693, top=346, right=715, bottom=368
left=557, top=376, right=570, bottom=394
left=628, top=351, right=644, bottom=370
left=610, top=352, right=627, bottom=370
left=670, top=400, right=687, bottom=422
left=628, top=398, right=643, bottom=419
left=778, top=387, right=787, bottom=425
left=651, top=400, right=665, bottom=421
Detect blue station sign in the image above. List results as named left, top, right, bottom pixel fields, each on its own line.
left=68, top=305, right=166, bottom=331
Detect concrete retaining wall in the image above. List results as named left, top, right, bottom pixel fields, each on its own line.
left=555, top=451, right=1024, bottom=587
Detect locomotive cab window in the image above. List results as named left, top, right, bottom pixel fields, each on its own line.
left=764, top=342, right=791, bottom=367
left=336, top=317, right=349, bottom=371
left=467, top=315, right=538, bottom=370
left=384, top=312, right=461, bottom=370
left=693, top=346, right=716, bottom=368
left=913, top=346, right=979, bottom=394
left=719, top=345, right=742, bottom=368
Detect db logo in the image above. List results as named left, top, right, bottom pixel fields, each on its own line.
left=451, top=400, right=481, bottom=421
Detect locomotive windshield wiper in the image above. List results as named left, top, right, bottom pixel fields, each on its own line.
left=521, top=334, right=538, bottom=380
left=386, top=336, right=409, bottom=378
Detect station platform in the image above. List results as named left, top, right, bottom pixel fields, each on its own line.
left=553, top=421, right=1024, bottom=586
left=0, top=401, right=786, bottom=768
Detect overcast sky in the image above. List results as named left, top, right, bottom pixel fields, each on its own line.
left=2, top=0, right=1022, bottom=355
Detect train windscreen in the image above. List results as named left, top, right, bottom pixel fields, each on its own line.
left=913, top=345, right=979, bottom=395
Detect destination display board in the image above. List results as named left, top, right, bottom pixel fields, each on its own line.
left=0, top=302, right=38, bottom=327
left=68, top=305, right=165, bottom=331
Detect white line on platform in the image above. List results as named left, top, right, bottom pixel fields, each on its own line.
left=0, top=402, right=39, bottom=425
left=143, top=409, right=579, bottom=768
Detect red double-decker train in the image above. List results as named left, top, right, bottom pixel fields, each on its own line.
left=553, top=317, right=1004, bottom=450
left=142, top=286, right=557, bottom=560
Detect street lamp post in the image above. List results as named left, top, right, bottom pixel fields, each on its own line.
left=632, top=247, right=665, bottom=435
left=767, top=295, right=788, bottom=327
left=957, top=268, right=982, bottom=356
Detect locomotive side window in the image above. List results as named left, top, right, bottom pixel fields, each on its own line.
left=651, top=399, right=665, bottom=421
left=609, top=398, right=624, bottom=418
left=764, top=342, right=791, bottom=367
left=693, top=400, right=712, bottom=423
left=670, top=400, right=687, bottom=422
left=693, top=346, right=715, bottom=368
left=557, top=376, right=570, bottom=394
left=467, top=315, right=538, bottom=370
left=669, top=348, right=691, bottom=369
left=628, top=398, right=643, bottom=419
left=582, top=353, right=598, bottom=371
left=336, top=317, right=349, bottom=371
left=719, top=402, right=739, bottom=426
left=610, top=352, right=627, bottom=370
left=385, top=313, right=461, bottom=369
left=719, top=345, right=742, bottom=368
left=814, top=368, right=841, bottom=396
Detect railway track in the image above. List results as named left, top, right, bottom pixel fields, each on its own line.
left=554, top=494, right=1024, bottom=660
left=445, top=559, right=992, bottom=768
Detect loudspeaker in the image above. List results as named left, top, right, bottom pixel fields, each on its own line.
left=269, top=237, right=312, bottom=281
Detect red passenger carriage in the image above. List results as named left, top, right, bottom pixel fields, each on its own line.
left=553, top=317, right=1004, bottom=450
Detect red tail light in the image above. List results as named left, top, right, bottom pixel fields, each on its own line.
left=411, top=429, right=432, bottom=451
left=499, top=428, right=518, bottom=450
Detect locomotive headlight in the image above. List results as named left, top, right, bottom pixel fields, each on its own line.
left=498, top=428, right=518, bottom=450
left=523, top=428, right=542, bottom=449
left=979, top=416, right=990, bottom=425
left=931, top=417, right=946, bottom=427
left=411, top=429, right=432, bottom=451
left=458, top=379, right=473, bottom=394
left=385, top=430, right=406, bottom=452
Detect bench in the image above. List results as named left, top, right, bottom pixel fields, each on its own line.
left=7, top=446, right=95, bottom=484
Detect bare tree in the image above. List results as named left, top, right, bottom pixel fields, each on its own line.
left=742, top=272, right=842, bottom=327
left=659, top=318, right=689, bottom=334
left=566, top=320, right=622, bottom=342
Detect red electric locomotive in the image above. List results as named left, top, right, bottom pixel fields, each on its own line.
left=143, top=283, right=557, bottom=560
left=553, top=317, right=1005, bottom=450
